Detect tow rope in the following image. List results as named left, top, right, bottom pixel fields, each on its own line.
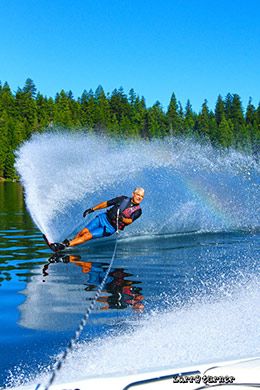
left=36, top=210, right=120, bottom=390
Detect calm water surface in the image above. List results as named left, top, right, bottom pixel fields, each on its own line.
left=1, top=183, right=260, bottom=388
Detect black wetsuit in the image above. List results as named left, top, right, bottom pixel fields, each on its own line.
left=106, top=196, right=142, bottom=230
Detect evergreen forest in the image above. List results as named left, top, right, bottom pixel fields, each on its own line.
left=0, top=78, right=260, bottom=180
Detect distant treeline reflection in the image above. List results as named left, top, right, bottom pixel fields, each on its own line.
left=0, top=78, right=260, bottom=179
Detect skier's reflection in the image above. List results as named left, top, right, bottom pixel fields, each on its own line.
left=44, top=254, right=144, bottom=312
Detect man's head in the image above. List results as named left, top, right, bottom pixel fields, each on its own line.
left=132, top=187, right=145, bottom=205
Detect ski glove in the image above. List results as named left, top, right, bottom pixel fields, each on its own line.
left=83, top=208, right=94, bottom=217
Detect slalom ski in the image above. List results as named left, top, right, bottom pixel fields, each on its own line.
left=43, top=234, right=57, bottom=253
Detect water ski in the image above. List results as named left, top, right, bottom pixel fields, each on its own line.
left=43, top=234, right=57, bottom=253
left=43, top=234, right=69, bottom=253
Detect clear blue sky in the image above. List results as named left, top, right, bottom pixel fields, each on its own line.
left=1, top=0, right=259, bottom=113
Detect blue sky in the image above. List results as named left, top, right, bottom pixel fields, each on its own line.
left=1, top=0, right=259, bottom=112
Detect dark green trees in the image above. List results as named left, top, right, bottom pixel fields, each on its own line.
left=214, top=95, right=234, bottom=147
left=0, top=78, right=259, bottom=180
left=166, top=93, right=183, bottom=137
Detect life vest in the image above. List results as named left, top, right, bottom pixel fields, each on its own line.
left=110, top=197, right=141, bottom=230
left=119, top=205, right=141, bottom=229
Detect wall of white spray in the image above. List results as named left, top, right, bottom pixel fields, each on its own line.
left=15, top=131, right=260, bottom=242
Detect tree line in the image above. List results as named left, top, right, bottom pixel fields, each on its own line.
left=0, top=78, right=260, bottom=180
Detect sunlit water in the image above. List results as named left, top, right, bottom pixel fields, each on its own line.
left=1, top=133, right=260, bottom=388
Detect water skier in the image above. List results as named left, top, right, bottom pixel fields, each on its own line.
left=49, top=187, right=145, bottom=251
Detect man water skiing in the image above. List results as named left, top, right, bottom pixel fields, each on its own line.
left=49, top=187, right=145, bottom=252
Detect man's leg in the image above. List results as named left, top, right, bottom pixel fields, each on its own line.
left=73, top=228, right=90, bottom=240
left=52, top=213, right=114, bottom=250
left=69, top=228, right=93, bottom=247
left=50, top=227, right=93, bottom=251
left=69, top=214, right=104, bottom=247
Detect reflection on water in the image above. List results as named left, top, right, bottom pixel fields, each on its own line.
left=44, top=254, right=144, bottom=313
left=0, top=182, right=46, bottom=286
left=18, top=254, right=144, bottom=332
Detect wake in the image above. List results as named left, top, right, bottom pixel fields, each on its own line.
left=15, top=131, right=260, bottom=242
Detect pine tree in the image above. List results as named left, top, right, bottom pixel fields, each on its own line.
left=178, top=101, right=184, bottom=119
left=109, top=87, right=132, bottom=125
left=184, top=99, right=195, bottom=133
left=217, top=114, right=234, bottom=147
left=227, top=94, right=246, bottom=148
left=224, top=93, right=233, bottom=120
left=146, top=101, right=165, bottom=138
left=246, top=97, right=257, bottom=126
left=23, top=78, right=37, bottom=98
left=109, top=112, right=120, bottom=136
left=231, top=94, right=244, bottom=127
left=119, top=114, right=133, bottom=137
left=215, top=95, right=225, bottom=126
left=166, top=93, right=183, bottom=136
left=80, top=89, right=96, bottom=129
left=0, top=111, right=9, bottom=177
left=235, top=124, right=251, bottom=152
left=94, top=85, right=111, bottom=131
left=54, top=90, right=74, bottom=128
left=46, top=97, right=54, bottom=127
left=70, top=98, right=81, bottom=128
left=12, top=120, right=26, bottom=148
left=0, top=82, right=15, bottom=118
left=80, top=90, right=90, bottom=127
left=36, top=92, right=51, bottom=129
left=197, top=100, right=210, bottom=138
left=15, top=82, right=37, bottom=137
left=134, top=96, right=147, bottom=138
left=129, top=88, right=137, bottom=106
left=256, top=103, right=260, bottom=129
left=4, top=145, right=16, bottom=179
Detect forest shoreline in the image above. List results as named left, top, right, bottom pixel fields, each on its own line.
left=1, top=78, right=259, bottom=180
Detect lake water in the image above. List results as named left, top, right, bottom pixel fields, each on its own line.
left=2, top=134, right=260, bottom=389
left=2, top=182, right=260, bottom=389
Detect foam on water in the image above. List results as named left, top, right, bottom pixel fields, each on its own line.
left=15, top=131, right=260, bottom=242
left=6, top=270, right=260, bottom=388
left=68, top=274, right=260, bottom=378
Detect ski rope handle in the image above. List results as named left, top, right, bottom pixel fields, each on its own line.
left=36, top=221, right=120, bottom=390
left=116, top=207, right=120, bottom=234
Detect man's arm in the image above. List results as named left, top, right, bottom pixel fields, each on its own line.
left=92, top=201, right=108, bottom=211
left=84, top=196, right=126, bottom=217
left=83, top=201, right=108, bottom=217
